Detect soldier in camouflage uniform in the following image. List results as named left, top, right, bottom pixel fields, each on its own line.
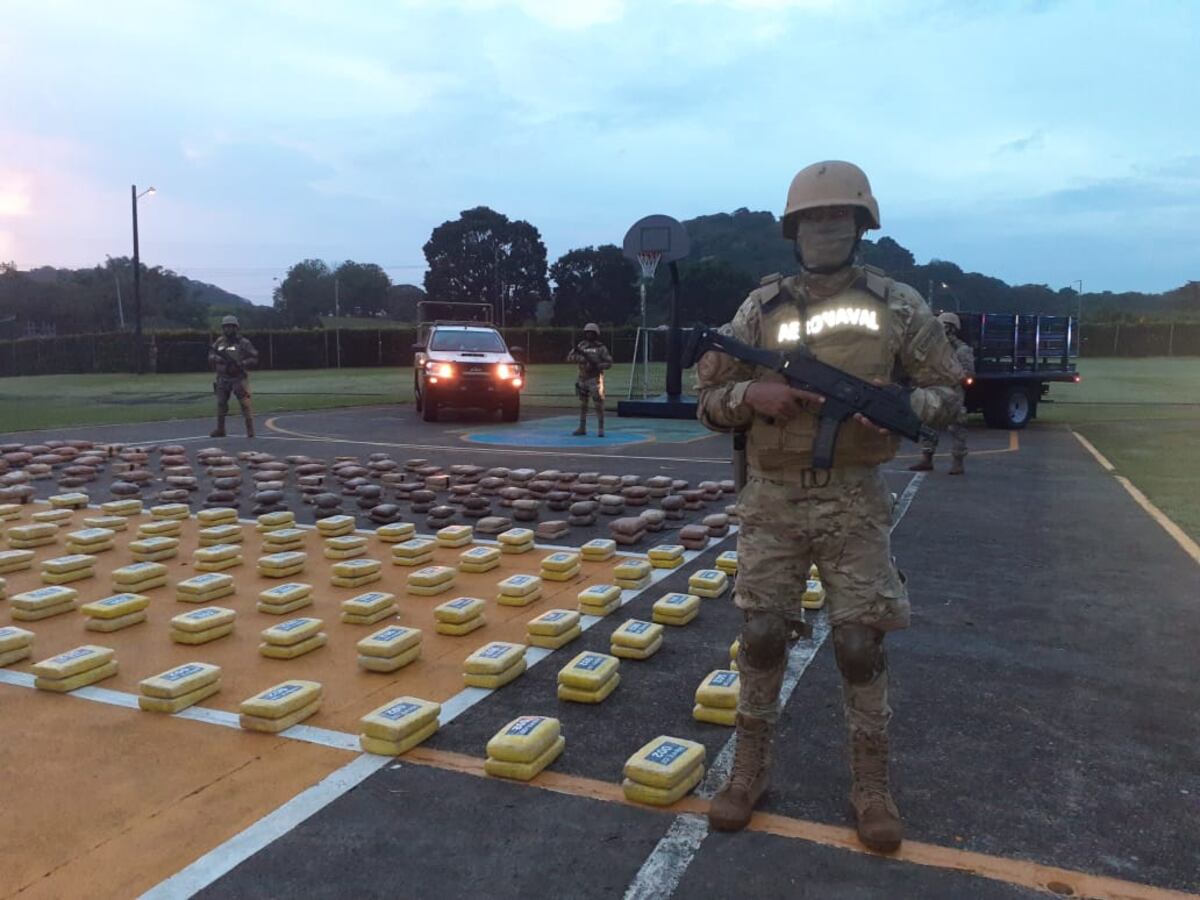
left=911, top=312, right=975, bottom=475
left=567, top=323, right=612, bottom=437
left=695, top=161, right=964, bottom=852
left=208, top=315, right=259, bottom=438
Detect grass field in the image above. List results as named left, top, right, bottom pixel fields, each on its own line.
left=1, top=357, right=1195, bottom=542
left=0, top=363, right=668, bottom=431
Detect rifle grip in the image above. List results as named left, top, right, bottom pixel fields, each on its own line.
left=811, top=415, right=841, bottom=470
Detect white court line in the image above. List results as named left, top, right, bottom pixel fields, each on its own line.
left=622, top=472, right=925, bottom=900
left=139, top=753, right=390, bottom=900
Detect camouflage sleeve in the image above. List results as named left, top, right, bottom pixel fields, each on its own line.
left=597, top=345, right=613, bottom=371
left=239, top=338, right=259, bottom=369
left=208, top=341, right=220, bottom=369
left=566, top=344, right=582, bottom=364
left=693, top=295, right=760, bottom=432
left=892, top=284, right=965, bottom=428
left=955, top=341, right=976, bottom=378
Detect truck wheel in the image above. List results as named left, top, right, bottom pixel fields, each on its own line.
left=414, top=378, right=423, bottom=412
left=501, top=395, right=520, bottom=422
left=984, top=385, right=1034, bottom=429
left=422, top=393, right=439, bottom=422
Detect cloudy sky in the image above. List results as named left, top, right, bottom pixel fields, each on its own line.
left=2, top=0, right=1197, bottom=303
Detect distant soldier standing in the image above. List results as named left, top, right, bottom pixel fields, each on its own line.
left=910, top=312, right=975, bottom=475
left=208, top=315, right=258, bottom=438
left=695, top=161, right=964, bottom=851
left=568, top=323, right=612, bottom=437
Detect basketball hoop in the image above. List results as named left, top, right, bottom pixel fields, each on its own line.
left=636, top=251, right=662, bottom=281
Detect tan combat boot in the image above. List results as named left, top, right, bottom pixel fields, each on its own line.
left=209, top=416, right=226, bottom=438
left=948, top=456, right=964, bottom=475
left=908, top=451, right=933, bottom=472
left=596, top=408, right=605, bottom=438
left=573, top=408, right=587, bottom=436
left=708, top=714, right=773, bottom=831
left=245, top=416, right=256, bottom=438
left=849, top=730, right=903, bottom=853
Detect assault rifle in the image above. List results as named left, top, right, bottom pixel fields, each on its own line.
left=683, top=326, right=938, bottom=470
left=211, top=343, right=245, bottom=378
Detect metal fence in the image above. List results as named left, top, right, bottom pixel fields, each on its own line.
left=1, top=322, right=1197, bottom=377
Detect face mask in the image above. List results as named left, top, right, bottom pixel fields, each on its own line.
left=794, top=216, right=860, bottom=272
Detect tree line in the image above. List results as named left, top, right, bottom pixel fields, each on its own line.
left=4, top=205, right=1197, bottom=338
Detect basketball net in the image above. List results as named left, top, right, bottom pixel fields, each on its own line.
left=636, top=251, right=662, bottom=281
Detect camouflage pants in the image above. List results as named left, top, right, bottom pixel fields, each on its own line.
left=214, top=377, right=252, bottom=417
left=920, top=407, right=968, bottom=459
left=733, top=471, right=906, bottom=737
left=575, top=375, right=605, bottom=403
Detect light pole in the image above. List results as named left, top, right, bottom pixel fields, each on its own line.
left=131, top=184, right=156, bottom=374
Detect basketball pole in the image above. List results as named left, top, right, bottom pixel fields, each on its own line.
left=638, top=279, right=649, bottom=397
left=667, top=261, right=682, bottom=398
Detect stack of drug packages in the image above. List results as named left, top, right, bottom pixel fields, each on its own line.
left=391, top=537, right=436, bottom=567
left=129, top=535, right=179, bottom=562
left=6, top=522, right=58, bottom=550
left=688, top=568, right=729, bottom=599
left=580, top=538, right=616, bottom=562
left=484, top=715, right=564, bottom=781
left=496, top=573, right=542, bottom=608
left=622, top=736, right=706, bottom=806
left=436, top=524, right=473, bottom=548
left=324, top=535, right=367, bottom=560
left=262, top=527, right=306, bottom=553
left=138, top=662, right=222, bottom=713
left=459, top=545, right=500, bottom=574
left=462, top=641, right=526, bottom=689
left=693, top=669, right=740, bottom=726
left=557, top=650, right=620, bottom=703
left=259, top=617, right=326, bottom=659
left=32, top=644, right=118, bottom=692
left=257, top=551, right=306, bottom=579
left=81, top=592, right=149, bottom=633
left=194, top=543, right=243, bottom=572
left=577, top=583, right=621, bottom=618
left=175, top=573, right=235, bottom=604
left=64, top=528, right=115, bottom=556
left=715, top=550, right=738, bottom=576
left=407, top=564, right=455, bottom=596
left=48, top=492, right=89, bottom=510
left=239, top=680, right=322, bottom=733
left=40, top=554, right=96, bottom=586
left=613, top=558, right=653, bottom=591
left=10, top=586, right=79, bottom=621
left=0, top=549, right=35, bottom=577
left=610, top=618, right=664, bottom=660
left=258, top=582, right=313, bottom=615
left=358, top=696, right=440, bottom=755
left=357, top=624, right=422, bottom=673
left=170, top=606, right=236, bottom=645
left=0, top=625, right=35, bottom=668
left=316, top=515, right=356, bottom=539
left=539, top=550, right=580, bottom=583
left=332, top=558, right=382, bottom=589
left=652, top=591, right=701, bottom=627
left=255, top=511, right=295, bottom=533
left=525, top=609, right=581, bottom=650
left=100, top=498, right=143, bottom=518
left=375, top=521, right=415, bottom=543
left=340, top=590, right=397, bottom=626
left=647, top=544, right=685, bottom=571
left=802, top=563, right=826, bottom=610
left=434, top=596, right=485, bottom=636
left=497, top=527, right=535, bottom=555
left=112, top=562, right=169, bottom=594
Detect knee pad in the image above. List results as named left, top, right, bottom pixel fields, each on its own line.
left=833, top=624, right=886, bottom=684
left=742, top=610, right=788, bottom=669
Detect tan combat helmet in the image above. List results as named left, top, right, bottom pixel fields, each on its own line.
left=782, top=161, right=881, bottom=239
left=221, top=315, right=239, bottom=327
left=583, top=322, right=600, bottom=335
left=937, top=312, right=961, bottom=331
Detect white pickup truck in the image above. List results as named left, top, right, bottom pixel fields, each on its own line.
left=412, top=320, right=525, bottom=422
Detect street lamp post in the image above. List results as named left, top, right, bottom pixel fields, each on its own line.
left=131, top=184, right=156, bottom=374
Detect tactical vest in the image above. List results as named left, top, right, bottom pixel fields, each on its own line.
left=747, top=271, right=901, bottom=475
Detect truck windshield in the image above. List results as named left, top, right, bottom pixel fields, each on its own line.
left=429, top=329, right=506, bottom=352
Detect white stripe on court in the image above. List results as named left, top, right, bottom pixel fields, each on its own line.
left=622, top=472, right=925, bottom=900
left=139, top=753, right=390, bottom=900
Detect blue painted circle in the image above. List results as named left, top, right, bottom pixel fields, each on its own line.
left=463, top=429, right=647, bottom=448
